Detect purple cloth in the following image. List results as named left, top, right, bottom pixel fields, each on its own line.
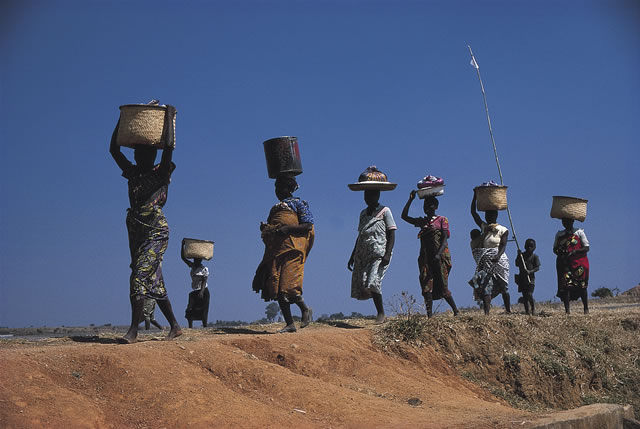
left=477, top=180, right=500, bottom=187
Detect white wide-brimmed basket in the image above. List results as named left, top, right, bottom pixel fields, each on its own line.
left=117, top=104, right=176, bottom=148
left=550, top=196, right=588, bottom=222
left=475, top=185, right=508, bottom=211
left=417, top=185, right=445, bottom=199
left=347, top=181, right=397, bottom=191
left=183, top=238, right=214, bottom=260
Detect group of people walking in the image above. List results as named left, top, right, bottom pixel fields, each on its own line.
left=249, top=165, right=591, bottom=333
left=109, top=112, right=590, bottom=340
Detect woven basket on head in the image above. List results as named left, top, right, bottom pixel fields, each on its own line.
left=550, top=196, right=587, bottom=222
left=183, top=238, right=214, bottom=260
left=475, top=185, right=508, bottom=211
left=117, top=104, right=176, bottom=148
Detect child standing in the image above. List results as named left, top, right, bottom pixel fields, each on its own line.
left=470, top=229, right=483, bottom=250
left=515, top=238, right=540, bottom=315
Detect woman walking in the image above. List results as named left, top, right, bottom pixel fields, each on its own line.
left=554, top=218, right=590, bottom=314
left=181, top=241, right=211, bottom=328
left=109, top=105, right=181, bottom=343
left=253, top=175, right=315, bottom=333
left=469, top=191, right=511, bottom=314
left=347, top=166, right=397, bottom=324
left=402, top=191, right=459, bottom=317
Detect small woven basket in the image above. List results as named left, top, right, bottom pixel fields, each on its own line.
left=183, top=238, right=214, bottom=260
left=117, top=104, right=176, bottom=148
left=550, top=196, right=587, bottom=222
left=475, top=185, right=508, bottom=211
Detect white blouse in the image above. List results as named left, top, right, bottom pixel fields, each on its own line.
left=481, top=222, right=508, bottom=248
left=190, top=265, right=209, bottom=290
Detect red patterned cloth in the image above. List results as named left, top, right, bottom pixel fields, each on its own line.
left=554, top=229, right=590, bottom=300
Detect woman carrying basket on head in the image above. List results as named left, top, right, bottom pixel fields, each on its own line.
left=469, top=190, right=511, bottom=315
left=553, top=218, right=590, bottom=314
left=109, top=103, right=182, bottom=343
left=181, top=240, right=211, bottom=328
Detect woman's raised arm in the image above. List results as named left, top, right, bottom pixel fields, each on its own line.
left=109, top=120, right=133, bottom=173
left=470, top=191, right=483, bottom=228
left=158, top=105, right=177, bottom=175
left=401, top=190, right=419, bottom=225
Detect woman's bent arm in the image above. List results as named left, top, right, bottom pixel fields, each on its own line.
left=401, top=191, right=418, bottom=225
left=470, top=192, right=483, bottom=228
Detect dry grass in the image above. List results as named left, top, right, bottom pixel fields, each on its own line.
left=375, top=296, right=640, bottom=417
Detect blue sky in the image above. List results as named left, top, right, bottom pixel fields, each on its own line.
left=1, top=0, right=638, bottom=327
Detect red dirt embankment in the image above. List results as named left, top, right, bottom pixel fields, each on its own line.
left=0, top=323, right=529, bottom=429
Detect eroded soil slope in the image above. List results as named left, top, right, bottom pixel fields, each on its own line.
left=1, top=323, right=527, bottom=429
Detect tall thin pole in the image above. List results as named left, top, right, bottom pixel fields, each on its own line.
left=468, top=45, right=505, bottom=185
left=468, top=45, right=526, bottom=272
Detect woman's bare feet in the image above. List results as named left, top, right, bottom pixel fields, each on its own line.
left=278, top=324, right=297, bottom=333
left=167, top=327, right=182, bottom=340
left=120, top=330, right=138, bottom=344
left=300, top=308, right=313, bottom=328
left=375, top=313, right=386, bottom=324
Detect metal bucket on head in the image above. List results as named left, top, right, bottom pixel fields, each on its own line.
left=263, top=136, right=303, bottom=179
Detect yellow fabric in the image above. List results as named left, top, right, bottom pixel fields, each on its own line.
left=253, top=207, right=314, bottom=301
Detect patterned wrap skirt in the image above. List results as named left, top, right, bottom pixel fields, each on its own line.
left=469, top=247, right=510, bottom=300
left=418, top=227, right=452, bottom=300
left=351, top=213, right=390, bottom=300
left=126, top=206, right=169, bottom=300
left=555, top=232, right=590, bottom=301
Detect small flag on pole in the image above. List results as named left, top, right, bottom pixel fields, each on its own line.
left=470, top=56, right=479, bottom=70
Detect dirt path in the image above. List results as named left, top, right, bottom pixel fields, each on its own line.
left=0, top=322, right=530, bottom=429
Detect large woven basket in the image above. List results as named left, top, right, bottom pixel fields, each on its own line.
left=550, top=196, right=587, bottom=222
left=475, top=185, right=508, bottom=211
left=183, top=238, right=214, bottom=260
left=117, top=104, right=176, bottom=148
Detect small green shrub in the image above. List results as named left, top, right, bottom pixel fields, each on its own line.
left=592, top=287, right=613, bottom=299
